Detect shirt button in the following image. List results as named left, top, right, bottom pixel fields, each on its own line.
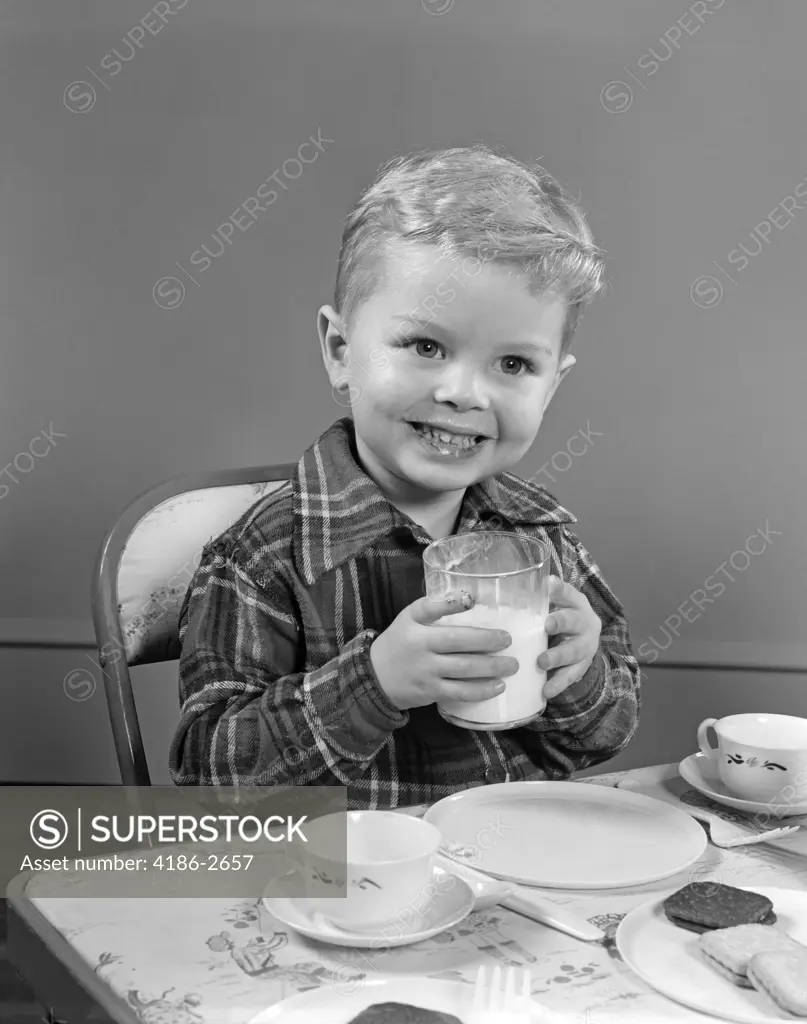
left=484, top=766, right=508, bottom=785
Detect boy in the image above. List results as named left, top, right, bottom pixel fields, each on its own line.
left=170, top=144, right=640, bottom=807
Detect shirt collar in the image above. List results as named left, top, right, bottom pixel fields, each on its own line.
left=292, top=417, right=577, bottom=586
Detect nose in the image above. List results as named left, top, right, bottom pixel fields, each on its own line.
left=432, top=364, right=490, bottom=411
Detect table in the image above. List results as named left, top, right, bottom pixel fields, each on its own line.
left=8, top=764, right=807, bottom=1024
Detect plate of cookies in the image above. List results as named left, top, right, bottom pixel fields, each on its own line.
left=616, top=881, right=807, bottom=1021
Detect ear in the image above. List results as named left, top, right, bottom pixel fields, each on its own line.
left=317, top=304, right=349, bottom=388
left=543, top=352, right=576, bottom=411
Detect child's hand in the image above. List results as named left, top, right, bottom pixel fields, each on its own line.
left=538, top=576, right=602, bottom=699
left=370, top=593, right=519, bottom=711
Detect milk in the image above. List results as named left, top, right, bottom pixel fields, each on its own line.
left=437, top=604, right=548, bottom=727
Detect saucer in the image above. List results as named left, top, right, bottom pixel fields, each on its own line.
left=262, top=865, right=474, bottom=948
left=679, top=752, right=807, bottom=817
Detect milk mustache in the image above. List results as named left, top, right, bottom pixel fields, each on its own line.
left=438, top=603, right=548, bottom=726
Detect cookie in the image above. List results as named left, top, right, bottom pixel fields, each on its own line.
left=699, top=924, right=805, bottom=987
left=348, top=1004, right=464, bottom=1024
left=669, top=908, right=777, bottom=934
left=663, top=883, right=775, bottom=933
left=747, top=948, right=807, bottom=1017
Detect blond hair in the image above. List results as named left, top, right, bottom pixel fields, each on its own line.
left=334, top=143, right=605, bottom=353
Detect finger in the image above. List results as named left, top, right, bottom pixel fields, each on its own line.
left=538, top=639, right=590, bottom=672
left=429, top=626, right=512, bottom=653
left=544, top=609, right=587, bottom=636
left=411, top=590, right=474, bottom=625
left=546, top=577, right=585, bottom=609
left=543, top=666, right=585, bottom=700
left=439, top=654, right=520, bottom=679
left=437, top=679, right=507, bottom=704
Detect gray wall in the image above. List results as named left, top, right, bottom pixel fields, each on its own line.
left=1, top=0, right=805, bottom=783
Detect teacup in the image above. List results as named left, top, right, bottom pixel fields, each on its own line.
left=298, top=810, right=441, bottom=930
left=697, top=713, right=807, bottom=805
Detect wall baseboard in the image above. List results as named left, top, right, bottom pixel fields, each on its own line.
left=0, top=618, right=95, bottom=648
left=637, top=640, right=807, bottom=674
left=0, top=619, right=805, bottom=673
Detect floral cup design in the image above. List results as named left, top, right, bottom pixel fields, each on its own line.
left=299, top=810, right=441, bottom=930
left=697, top=713, right=807, bottom=804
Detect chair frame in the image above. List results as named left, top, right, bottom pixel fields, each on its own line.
left=91, top=463, right=296, bottom=786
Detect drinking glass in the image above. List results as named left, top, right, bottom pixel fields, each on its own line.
left=423, top=531, right=550, bottom=730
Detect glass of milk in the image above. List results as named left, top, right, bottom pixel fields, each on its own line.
left=423, top=531, right=550, bottom=731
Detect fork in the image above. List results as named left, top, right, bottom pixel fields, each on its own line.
left=615, top=778, right=804, bottom=848
left=687, top=808, right=800, bottom=848
left=469, top=965, right=534, bottom=1024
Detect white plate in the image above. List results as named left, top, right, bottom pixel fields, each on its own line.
left=262, top=866, right=474, bottom=949
left=247, top=975, right=566, bottom=1023
left=617, top=885, right=807, bottom=1022
left=423, top=781, right=707, bottom=889
left=680, top=753, right=807, bottom=817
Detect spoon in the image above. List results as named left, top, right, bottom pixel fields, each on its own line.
left=436, top=850, right=604, bottom=942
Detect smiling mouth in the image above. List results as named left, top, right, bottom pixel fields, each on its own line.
left=407, top=421, right=492, bottom=456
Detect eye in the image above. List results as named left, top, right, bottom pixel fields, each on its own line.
left=401, top=337, right=444, bottom=359
left=500, top=355, right=536, bottom=376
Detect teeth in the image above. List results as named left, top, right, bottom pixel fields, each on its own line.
left=414, top=424, right=481, bottom=453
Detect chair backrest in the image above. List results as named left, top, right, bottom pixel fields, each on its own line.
left=91, top=464, right=295, bottom=785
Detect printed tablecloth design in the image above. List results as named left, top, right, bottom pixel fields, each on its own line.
left=23, top=769, right=807, bottom=1023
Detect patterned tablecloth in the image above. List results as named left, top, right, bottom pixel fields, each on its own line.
left=23, top=766, right=807, bottom=1024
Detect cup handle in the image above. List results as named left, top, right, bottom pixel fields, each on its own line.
left=697, top=718, right=719, bottom=766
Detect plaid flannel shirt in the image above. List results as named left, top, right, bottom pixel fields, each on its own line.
left=170, top=417, right=640, bottom=808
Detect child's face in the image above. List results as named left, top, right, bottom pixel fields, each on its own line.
left=319, top=243, right=575, bottom=501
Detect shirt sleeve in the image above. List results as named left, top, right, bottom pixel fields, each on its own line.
left=169, top=543, right=409, bottom=787
left=517, top=525, right=641, bottom=776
